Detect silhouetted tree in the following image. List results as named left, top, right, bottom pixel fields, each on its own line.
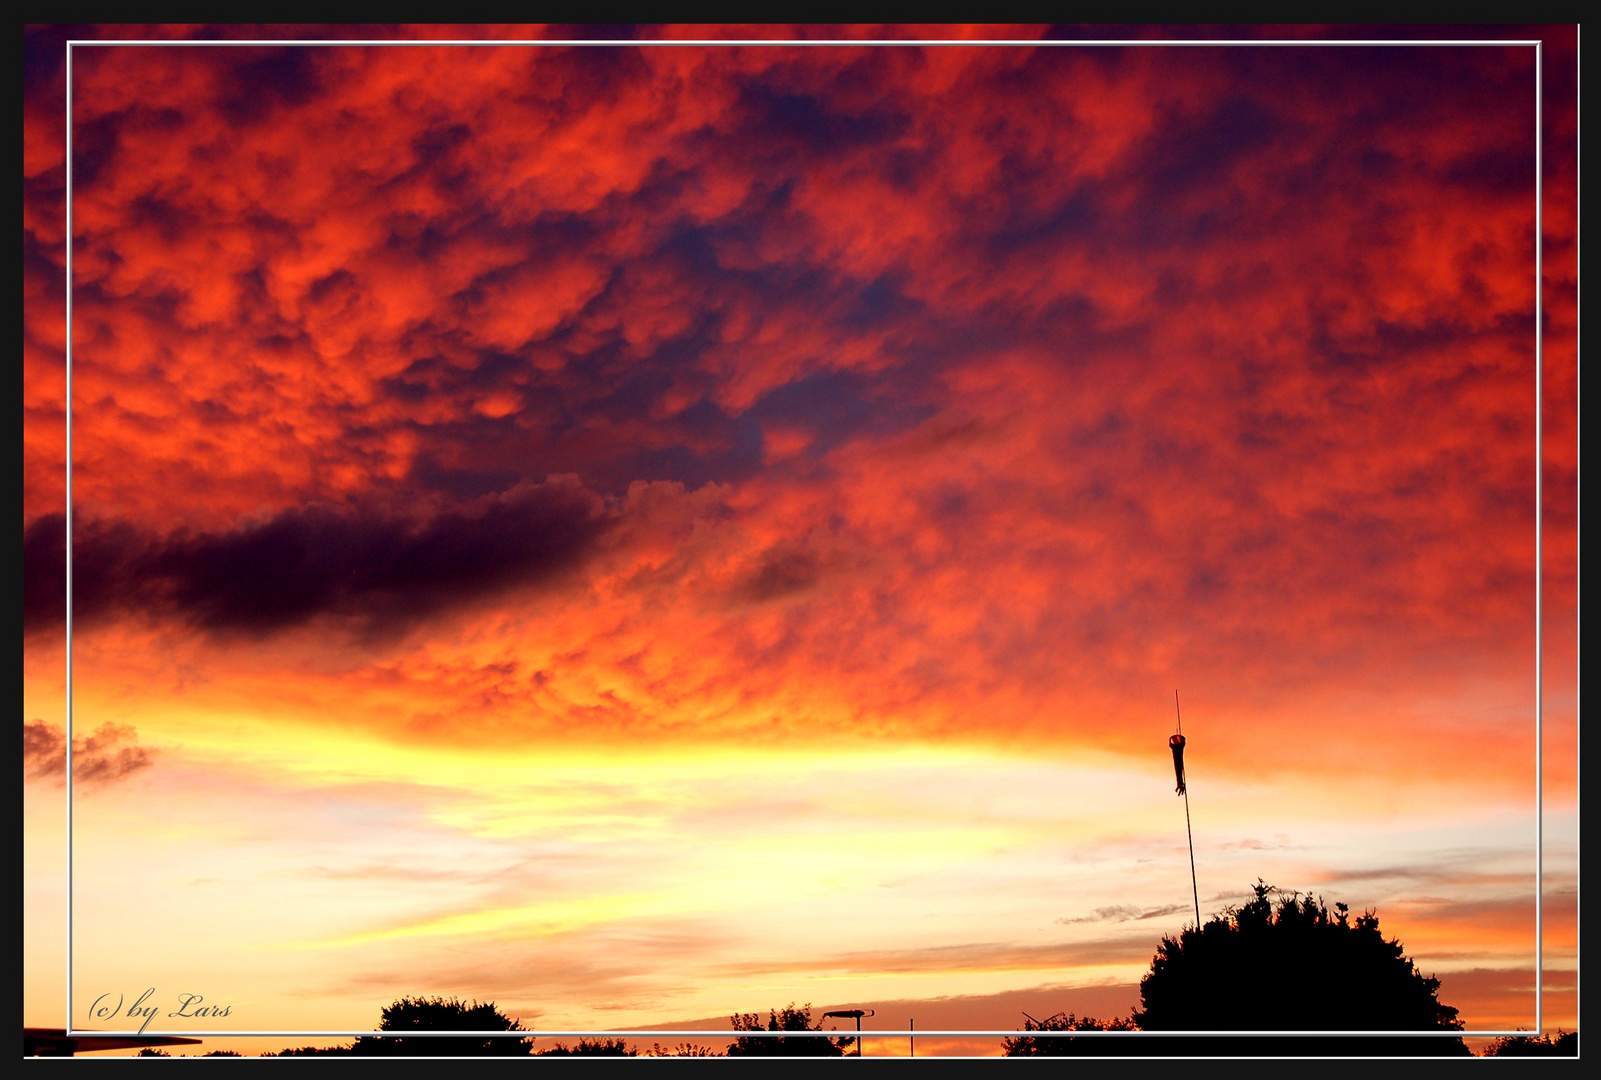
left=1132, top=882, right=1469, bottom=1056
left=538, top=1037, right=635, bottom=1056
left=265, top=1045, right=353, bottom=1057
left=726, top=1003, right=853, bottom=1057
left=1003, top=1012, right=1139, bottom=1056
left=1482, top=1029, right=1577, bottom=1056
left=644, top=1041, right=722, bottom=1057
left=348, top=995, right=533, bottom=1056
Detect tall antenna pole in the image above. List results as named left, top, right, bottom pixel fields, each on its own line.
left=1176, top=691, right=1200, bottom=930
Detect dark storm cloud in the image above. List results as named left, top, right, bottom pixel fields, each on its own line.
left=22, top=479, right=613, bottom=638
left=22, top=511, right=68, bottom=633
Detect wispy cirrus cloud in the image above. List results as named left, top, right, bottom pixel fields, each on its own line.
left=1059, top=903, right=1190, bottom=925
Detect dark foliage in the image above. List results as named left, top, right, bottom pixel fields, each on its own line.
left=348, top=995, right=533, bottom=1056
left=644, top=1042, right=722, bottom=1056
left=726, top=1002, right=854, bottom=1057
left=1482, top=1029, right=1577, bottom=1056
left=1003, top=1012, right=1141, bottom=1056
left=538, top=1037, right=635, bottom=1056
left=1131, top=882, right=1470, bottom=1056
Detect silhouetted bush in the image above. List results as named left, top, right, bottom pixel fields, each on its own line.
left=349, top=996, right=533, bottom=1056
left=539, top=1037, right=635, bottom=1056
left=1130, top=882, right=1470, bottom=1056
left=726, top=1003, right=853, bottom=1056
left=1482, top=1029, right=1576, bottom=1056
left=1003, top=1012, right=1140, bottom=1056
left=644, top=1041, right=722, bottom=1057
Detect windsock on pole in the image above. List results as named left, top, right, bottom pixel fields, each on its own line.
left=1173, top=690, right=1201, bottom=929
left=1169, top=733, right=1187, bottom=795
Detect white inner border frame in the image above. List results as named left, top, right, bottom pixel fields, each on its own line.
left=59, top=33, right=1551, bottom=1046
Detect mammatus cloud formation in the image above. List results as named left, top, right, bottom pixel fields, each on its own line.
left=23, top=720, right=154, bottom=787
left=27, top=35, right=1552, bottom=775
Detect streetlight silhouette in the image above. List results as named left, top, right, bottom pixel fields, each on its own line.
left=821, top=1009, right=874, bottom=1057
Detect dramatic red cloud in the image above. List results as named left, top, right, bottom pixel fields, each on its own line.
left=23, top=31, right=1570, bottom=777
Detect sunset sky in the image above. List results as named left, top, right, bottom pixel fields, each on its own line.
left=23, top=25, right=1577, bottom=1055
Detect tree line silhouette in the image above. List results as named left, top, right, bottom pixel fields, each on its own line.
left=248, top=999, right=849, bottom=1058
left=135, top=882, right=1572, bottom=1058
